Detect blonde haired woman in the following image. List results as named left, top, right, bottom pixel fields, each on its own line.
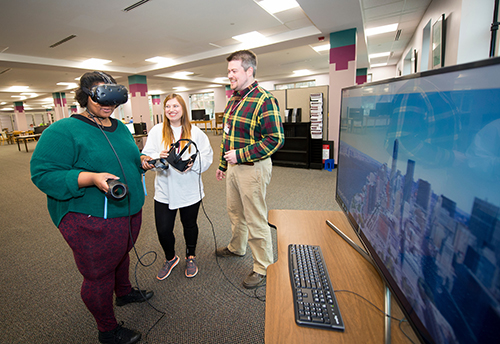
left=141, top=94, right=213, bottom=279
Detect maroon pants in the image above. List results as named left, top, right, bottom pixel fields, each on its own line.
left=58, top=211, right=142, bottom=332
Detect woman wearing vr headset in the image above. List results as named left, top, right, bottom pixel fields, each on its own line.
left=31, top=71, right=153, bottom=344
left=141, top=93, right=213, bottom=280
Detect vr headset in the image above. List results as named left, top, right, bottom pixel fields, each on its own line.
left=166, top=139, right=198, bottom=172
left=82, top=71, right=129, bottom=106
left=87, top=84, right=128, bottom=106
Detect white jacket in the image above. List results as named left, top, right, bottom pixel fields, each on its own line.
left=142, top=123, right=213, bottom=209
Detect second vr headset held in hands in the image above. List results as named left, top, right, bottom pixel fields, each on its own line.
left=149, top=139, right=198, bottom=172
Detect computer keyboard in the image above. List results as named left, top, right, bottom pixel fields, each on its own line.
left=288, top=244, right=345, bottom=331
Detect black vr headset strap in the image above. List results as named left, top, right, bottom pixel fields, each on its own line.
left=172, top=139, right=193, bottom=163
left=96, top=71, right=113, bottom=84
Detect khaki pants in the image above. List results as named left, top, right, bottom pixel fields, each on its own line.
left=226, top=158, right=273, bottom=275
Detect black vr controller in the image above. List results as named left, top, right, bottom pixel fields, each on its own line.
left=106, top=179, right=128, bottom=201
left=148, top=158, right=169, bottom=170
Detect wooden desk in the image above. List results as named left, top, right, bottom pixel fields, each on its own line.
left=265, top=210, right=417, bottom=344
left=16, top=134, right=41, bottom=152
left=192, top=119, right=213, bottom=133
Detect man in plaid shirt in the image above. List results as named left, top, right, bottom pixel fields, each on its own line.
left=215, top=50, right=284, bottom=289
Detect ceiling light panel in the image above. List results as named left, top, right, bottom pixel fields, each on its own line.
left=232, top=31, right=266, bottom=43
left=365, top=24, right=398, bottom=36
left=257, top=0, right=300, bottom=14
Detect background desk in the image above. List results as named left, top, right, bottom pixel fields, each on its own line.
left=16, top=134, right=41, bottom=152
left=192, top=119, right=213, bottom=133
left=265, top=210, right=418, bottom=344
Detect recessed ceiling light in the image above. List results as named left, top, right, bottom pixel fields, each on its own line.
left=256, top=0, right=299, bottom=14
left=172, top=71, right=194, bottom=79
left=369, top=52, right=391, bottom=59
left=8, top=86, right=29, bottom=92
left=293, top=69, right=311, bottom=76
left=145, top=56, right=172, bottom=64
left=370, top=63, right=388, bottom=68
left=312, top=44, right=330, bottom=52
left=11, top=95, right=27, bottom=100
left=81, top=58, right=112, bottom=65
left=232, top=31, right=265, bottom=44
left=214, top=77, right=229, bottom=83
left=365, top=24, right=398, bottom=36
left=174, top=87, right=188, bottom=91
left=21, top=93, right=38, bottom=98
left=57, top=82, right=78, bottom=88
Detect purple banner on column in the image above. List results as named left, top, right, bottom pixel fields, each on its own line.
left=129, top=83, right=148, bottom=97
left=356, top=75, right=367, bottom=85
left=152, top=95, right=161, bottom=105
left=330, top=44, right=356, bottom=71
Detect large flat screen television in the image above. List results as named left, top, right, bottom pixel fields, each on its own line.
left=191, top=109, right=206, bottom=121
left=336, top=57, right=500, bottom=344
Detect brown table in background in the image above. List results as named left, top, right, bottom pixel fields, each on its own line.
left=192, top=119, right=213, bottom=133
left=16, top=134, right=41, bottom=152
left=265, top=210, right=417, bottom=344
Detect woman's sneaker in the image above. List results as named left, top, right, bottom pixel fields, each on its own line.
left=185, top=256, right=198, bottom=278
left=157, top=255, right=179, bottom=280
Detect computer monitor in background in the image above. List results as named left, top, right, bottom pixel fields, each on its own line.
left=33, top=125, right=48, bottom=134
left=133, top=122, right=147, bottom=135
left=191, top=109, right=206, bottom=121
left=335, top=57, right=500, bottom=344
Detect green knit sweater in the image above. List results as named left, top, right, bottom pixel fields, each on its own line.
left=30, top=115, right=145, bottom=227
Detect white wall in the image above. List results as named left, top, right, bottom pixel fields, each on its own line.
left=368, top=65, right=397, bottom=82
left=397, top=0, right=463, bottom=72
left=457, top=0, right=494, bottom=64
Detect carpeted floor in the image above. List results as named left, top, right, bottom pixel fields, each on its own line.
left=0, top=131, right=340, bottom=343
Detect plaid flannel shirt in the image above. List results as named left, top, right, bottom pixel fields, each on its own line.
left=218, top=81, right=284, bottom=171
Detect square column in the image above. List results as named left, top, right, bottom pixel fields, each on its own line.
left=328, top=28, right=357, bottom=163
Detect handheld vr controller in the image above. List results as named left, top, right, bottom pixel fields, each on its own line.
left=106, top=179, right=128, bottom=201
left=148, top=158, right=169, bottom=170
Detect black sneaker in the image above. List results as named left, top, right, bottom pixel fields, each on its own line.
left=98, top=322, right=141, bottom=344
left=115, top=287, right=154, bottom=307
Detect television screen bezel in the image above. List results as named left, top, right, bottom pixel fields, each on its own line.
left=335, top=56, right=500, bottom=344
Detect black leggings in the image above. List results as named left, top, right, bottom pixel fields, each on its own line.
left=154, top=200, right=201, bottom=260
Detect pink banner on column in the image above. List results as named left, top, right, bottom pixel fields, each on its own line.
left=129, top=84, right=148, bottom=97
left=330, top=44, right=356, bottom=71
left=356, top=75, right=367, bottom=85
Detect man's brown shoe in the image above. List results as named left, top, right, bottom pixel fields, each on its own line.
left=215, top=247, right=244, bottom=257
left=243, top=271, right=266, bottom=289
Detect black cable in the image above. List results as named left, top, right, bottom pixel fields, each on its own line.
left=185, top=136, right=267, bottom=302
left=334, top=289, right=417, bottom=344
